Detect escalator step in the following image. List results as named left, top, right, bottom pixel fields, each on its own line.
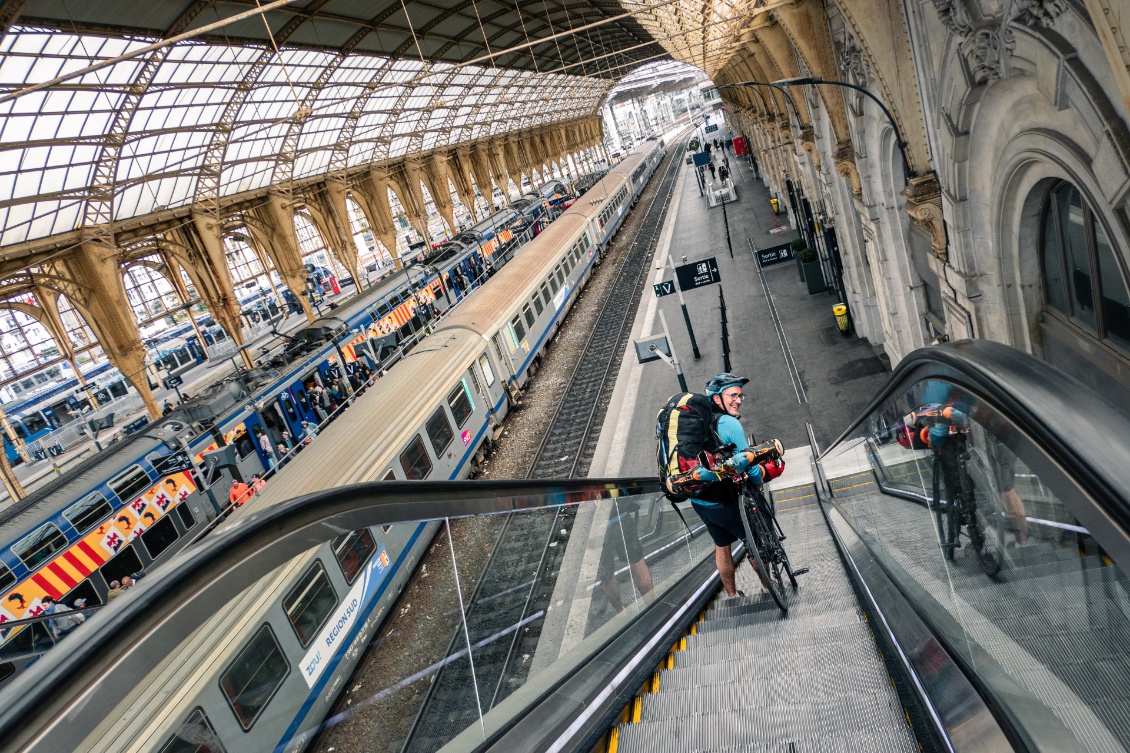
left=615, top=697, right=915, bottom=753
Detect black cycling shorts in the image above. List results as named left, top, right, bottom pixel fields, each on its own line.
left=691, top=501, right=745, bottom=547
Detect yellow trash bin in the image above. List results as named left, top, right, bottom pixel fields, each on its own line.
left=833, top=304, right=849, bottom=334
left=769, top=197, right=780, bottom=214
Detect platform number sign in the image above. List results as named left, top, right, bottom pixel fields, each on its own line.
left=653, top=280, right=676, bottom=298
left=674, top=257, right=722, bottom=291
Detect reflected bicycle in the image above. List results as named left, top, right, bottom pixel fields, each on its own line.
left=738, top=482, right=806, bottom=613
left=932, top=437, right=1004, bottom=577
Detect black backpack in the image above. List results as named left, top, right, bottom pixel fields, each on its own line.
left=655, top=392, right=726, bottom=502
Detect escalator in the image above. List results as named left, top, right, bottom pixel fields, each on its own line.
left=3, top=340, right=1130, bottom=753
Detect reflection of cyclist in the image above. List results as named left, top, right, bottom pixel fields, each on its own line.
left=596, top=499, right=654, bottom=612
left=914, top=382, right=1028, bottom=547
left=689, top=374, right=785, bottom=597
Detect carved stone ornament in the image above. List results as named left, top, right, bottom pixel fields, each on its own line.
left=1015, top=0, right=1069, bottom=27
left=930, top=0, right=1065, bottom=85
left=901, top=173, right=948, bottom=261
left=833, top=142, right=862, bottom=197
left=960, top=25, right=1016, bottom=85
left=836, top=35, right=873, bottom=88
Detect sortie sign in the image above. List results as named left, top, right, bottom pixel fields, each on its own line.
left=674, top=257, right=721, bottom=291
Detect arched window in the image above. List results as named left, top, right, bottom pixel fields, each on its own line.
left=1041, top=182, right=1130, bottom=349
left=122, top=261, right=183, bottom=327
left=344, top=196, right=392, bottom=276
left=293, top=211, right=348, bottom=280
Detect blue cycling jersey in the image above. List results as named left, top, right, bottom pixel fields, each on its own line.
left=692, top=414, right=764, bottom=507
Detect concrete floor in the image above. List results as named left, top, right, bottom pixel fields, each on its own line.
left=590, top=149, right=891, bottom=480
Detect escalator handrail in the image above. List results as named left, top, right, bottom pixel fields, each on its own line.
left=821, top=339, right=1130, bottom=543
left=0, top=477, right=660, bottom=753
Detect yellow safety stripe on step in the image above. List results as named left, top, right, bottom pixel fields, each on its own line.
left=679, top=636, right=686, bottom=651
left=830, top=470, right=874, bottom=481
left=666, top=653, right=674, bottom=670
left=632, top=696, right=642, bottom=724
left=690, top=622, right=697, bottom=634
left=830, top=480, right=875, bottom=493
left=609, top=726, right=620, bottom=753
left=652, top=670, right=661, bottom=693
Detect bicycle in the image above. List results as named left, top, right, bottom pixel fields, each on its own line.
left=738, top=482, right=806, bottom=613
left=930, top=434, right=1004, bottom=577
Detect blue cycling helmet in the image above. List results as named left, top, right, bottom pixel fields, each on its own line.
left=705, top=373, right=749, bottom=396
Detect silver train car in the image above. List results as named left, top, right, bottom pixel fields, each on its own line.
left=70, top=138, right=674, bottom=753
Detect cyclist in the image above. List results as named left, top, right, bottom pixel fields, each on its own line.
left=689, top=373, right=785, bottom=597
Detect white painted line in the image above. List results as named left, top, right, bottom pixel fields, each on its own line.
left=748, top=237, right=807, bottom=404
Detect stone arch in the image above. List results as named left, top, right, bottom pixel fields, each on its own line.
left=992, top=127, right=1130, bottom=352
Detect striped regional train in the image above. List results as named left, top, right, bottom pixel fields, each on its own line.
left=54, top=134, right=678, bottom=753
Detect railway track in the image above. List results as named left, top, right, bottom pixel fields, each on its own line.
left=398, top=144, right=685, bottom=753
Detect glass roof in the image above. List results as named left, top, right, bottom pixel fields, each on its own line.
left=0, top=28, right=611, bottom=248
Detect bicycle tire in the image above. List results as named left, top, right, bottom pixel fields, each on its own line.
left=932, top=456, right=956, bottom=559
left=740, top=492, right=788, bottom=613
left=964, top=455, right=1003, bottom=576
left=762, top=488, right=798, bottom=589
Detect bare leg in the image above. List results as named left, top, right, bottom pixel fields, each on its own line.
left=629, top=559, right=653, bottom=595
left=716, top=545, right=737, bottom=596
left=1002, top=489, right=1028, bottom=545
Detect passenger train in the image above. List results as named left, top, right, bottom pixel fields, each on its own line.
left=0, top=191, right=571, bottom=671
left=66, top=136, right=675, bottom=753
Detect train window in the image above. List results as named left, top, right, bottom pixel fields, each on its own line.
left=532, top=293, right=543, bottom=316
left=556, top=265, right=566, bottom=286
left=510, top=316, right=525, bottom=344
left=467, top=365, right=484, bottom=397
left=63, top=492, right=112, bottom=535
left=522, top=303, right=535, bottom=328
left=283, top=561, right=337, bottom=648
left=382, top=469, right=396, bottom=480
left=219, top=624, right=290, bottom=731
left=158, top=708, right=226, bottom=753
left=399, top=436, right=433, bottom=480
left=333, top=529, right=376, bottom=584
left=297, top=389, right=312, bottom=413
left=176, top=503, right=196, bottom=530
left=140, top=516, right=179, bottom=560
left=477, top=355, right=495, bottom=387
left=375, top=302, right=391, bottom=318
left=540, top=283, right=551, bottom=306
left=548, top=272, right=559, bottom=295
left=99, top=543, right=142, bottom=586
left=13, top=523, right=66, bottom=569
left=22, top=414, right=47, bottom=435
left=109, top=465, right=152, bottom=504
left=447, top=383, right=474, bottom=428
left=0, top=564, right=13, bottom=593
left=425, top=407, right=454, bottom=455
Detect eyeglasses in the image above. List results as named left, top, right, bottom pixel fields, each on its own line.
left=724, top=393, right=744, bottom=401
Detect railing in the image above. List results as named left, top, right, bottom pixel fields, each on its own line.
left=24, top=392, right=146, bottom=459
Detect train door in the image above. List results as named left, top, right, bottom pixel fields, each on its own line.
left=290, top=374, right=321, bottom=426
left=490, top=331, right=516, bottom=382
left=275, top=391, right=306, bottom=439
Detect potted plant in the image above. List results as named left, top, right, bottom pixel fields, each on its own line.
left=797, top=245, right=825, bottom=294
left=790, top=238, right=807, bottom=282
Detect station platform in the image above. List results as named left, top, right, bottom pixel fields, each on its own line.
left=590, top=150, right=890, bottom=481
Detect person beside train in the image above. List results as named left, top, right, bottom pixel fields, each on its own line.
left=106, top=580, right=123, bottom=602
left=230, top=479, right=252, bottom=508
left=258, top=430, right=277, bottom=468
left=250, top=474, right=266, bottom=494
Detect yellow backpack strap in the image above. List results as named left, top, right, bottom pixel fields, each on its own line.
left=665, top=394, right=693, bottom=475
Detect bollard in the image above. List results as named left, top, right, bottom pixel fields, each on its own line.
left=770, top=197, right=780, bottom=214
left=833, top=304, right=850, bottom=335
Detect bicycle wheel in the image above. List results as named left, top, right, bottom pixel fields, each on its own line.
left=932, top=456, right=956, bottom=560
left=963, top=455, right=1003, bottom=576
left=740, top=493, right=788, bottom=613
left=762, top=488, right=798, bottom=589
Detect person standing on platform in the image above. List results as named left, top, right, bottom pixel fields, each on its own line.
left=688, top=374, right=785, bottom=598
left=708, top=162, right=717, bottom=180
left=258, top=430, right=276, bottom=468
left=230, top=479, right=251, bottom=508
left=718, top=164, right=729, bottom=183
